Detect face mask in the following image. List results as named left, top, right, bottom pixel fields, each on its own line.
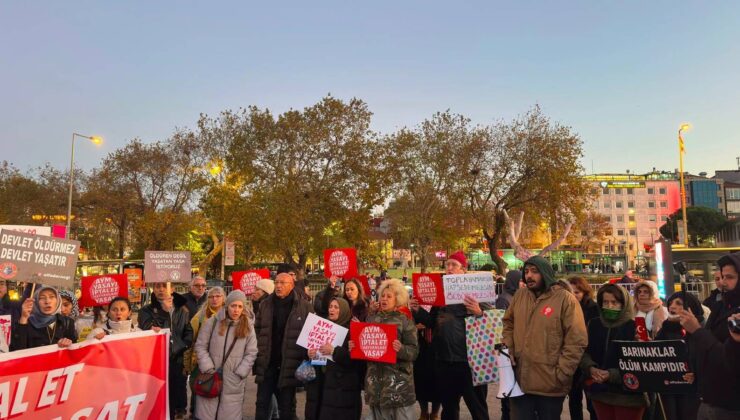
left=602, top=307, right=621, bottom=320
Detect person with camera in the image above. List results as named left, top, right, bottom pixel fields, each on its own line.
left=678, top=252, right=740, bottom=420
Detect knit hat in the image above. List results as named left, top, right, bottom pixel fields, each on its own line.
left=255, top=279, right=275, bottom=295
left=448, top=251, right=467, bottom=268
left=225, top=290, right=248, bottom=308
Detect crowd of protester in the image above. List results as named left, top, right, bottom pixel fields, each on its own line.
left=1, top=250, right=739, bottom=420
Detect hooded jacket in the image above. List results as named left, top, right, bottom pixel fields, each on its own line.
left=689, top=252, right=740, bottom=410
left=137, top=292, right=193, bottom=362
left=502, top=255, right=588, bottom=397
left=579, top=285, right=648, bottom=407
left=495, top=271, right=521, bottom=310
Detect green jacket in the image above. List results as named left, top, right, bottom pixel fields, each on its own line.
left=364, top=310, right=419, bottom=408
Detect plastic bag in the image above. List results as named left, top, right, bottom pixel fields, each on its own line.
left=295, top=360, right=317, bottom=383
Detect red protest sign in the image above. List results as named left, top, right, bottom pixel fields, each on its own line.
left=0, top=331, right=168, bottom=418
left=357, top=275, right=372, bottom=296
left=350, top=322, right=397, bottom=364
left=231, top=269, right=271, bottom=295
left=324, top=248, right=358, bottom=279
left=412, top=273, right=445, bottom=306
left=79, top=274, right=129, bottom=309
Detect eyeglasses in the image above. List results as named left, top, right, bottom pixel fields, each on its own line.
left=192, top=284, right=206, bottom=288
left=275, top=281, right=293, bottom=285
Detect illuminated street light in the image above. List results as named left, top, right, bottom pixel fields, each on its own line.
left=678, top=124, right=690, bottom=246
left=67, top=133, right=103, bottom=238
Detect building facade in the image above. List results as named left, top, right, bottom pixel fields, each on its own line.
left=714, top=170, right=740, bottom=219
left=685, top=174, right=724, bottom=213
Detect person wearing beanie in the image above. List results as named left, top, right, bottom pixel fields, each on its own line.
left=413, top=251, right=491, bottom=420
left=11, top=285, right=78, bottom=350
left=502, top=255, right=587, bottom=420
left=678, top=252, right=740, bottom=418
left=194, top=290, right=258, bottom=420
left=252, top=279, right=275, bottom=317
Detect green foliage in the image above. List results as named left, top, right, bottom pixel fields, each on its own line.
left=659, top=207, right=728, bottom=246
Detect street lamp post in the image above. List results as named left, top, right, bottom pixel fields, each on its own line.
left=66, top=133, right=102, bottom=239
left=678, top=124, right=691, bottom=247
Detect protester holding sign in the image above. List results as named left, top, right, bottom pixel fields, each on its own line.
left=88, top=297, right=140, bottom=339
left=413, top=251, right=490, bottom=420
left=343, top=278, right=369, bottom=322
left=138, top=282, right=193, bottom=420
left=502, top=255, right=587, bottom=420
left=194, top=290, right=258, bottom=420
left=305, top=297, right=364, bottom=420
left=680, top=252, right=740, bottom=419
left=578, top=283, right=647, bottom=420
left=355, top=278, right=418, bottom=420
left=11, top=286, right=77, bottom=350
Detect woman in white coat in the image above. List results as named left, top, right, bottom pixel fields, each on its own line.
left=194, top=290, right=258, bottom=420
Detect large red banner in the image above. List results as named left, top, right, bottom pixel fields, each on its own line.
left=323, top=248, right=358, bottom=279
left=79, top=274, right=129, bottom=309
left=0, top=331, right=169, bottom=419
left=412, top=273, right=446, bottom=306
left=231, top=269, right=271, bottom=295
left=350, top=322, right=397, bottom=364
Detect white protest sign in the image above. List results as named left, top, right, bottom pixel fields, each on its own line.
left=296, top=313, right=348, bottom=365
left=144, top=251, right=191, bottom=283
left=0, top=225, right=51, bottom=237
left=442, top=272, right=497, bottom=305
left=0, top=315, right=10, bottom=352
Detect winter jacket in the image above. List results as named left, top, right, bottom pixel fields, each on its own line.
left=184, top=304, right=221, bottom=373
left=254, top=290, right=313, bottom=388
left=10, top=314, right=77, bottom=350
left=495, top=271, right=521, bottom=310
left=305, top=333, right=364, bottom=420
left=579, top=286, right=648, bottom=408
left=364, top=310, right=419, bottom=409
left=702, top=288, right=721, bottom=309
left=502, top=255, right=588, bottom=397
left=581, top=298, right=600, bottom=325
left=87, top=319, right=141, bottom=339
left=313, top=283, right=341, bottom=318
left=182, top=291, right=207, bottom=321
left=688, top=252, right=740, bottom=411
left=137, top=292, right=193, bottom=363
left=194, top=310, right=258, bottom=420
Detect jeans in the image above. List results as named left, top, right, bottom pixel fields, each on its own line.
left=256, top=365, right=297, bottom=420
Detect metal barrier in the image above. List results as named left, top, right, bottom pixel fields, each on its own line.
left=592, top=281, right=716, bottom=302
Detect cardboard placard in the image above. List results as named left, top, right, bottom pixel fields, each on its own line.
left=323, top=248, right=358, bottom=279
left=442, top=272, right=496, bottom=305
left=0, top=315, right=10, bottom=353
left=0, top=230, right=80, bottom=288
left=224, top=238, right=235, bottom=266
left=124, top=267, right=144, bottom=304
left=412, top=273, right=445, bottom=306
left=350, top=322, right=397, bottom=364
left=0, top=225, right=51, bottom=237
left=79, top=274, right=129, bottom=308
left=144, top=251, right=191, bottom=283
left=296, top=313, right=349, bottom=365
left=231, top=269, right=271, bottom=295
left=615, top=340, right=693, bottom=393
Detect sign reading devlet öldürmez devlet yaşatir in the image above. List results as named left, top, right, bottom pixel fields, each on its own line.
left=0, top=230, right=80, bottom=288
left=144, top=251, right=191, bottom=283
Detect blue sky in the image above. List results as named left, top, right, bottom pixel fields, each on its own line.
left=2, top=1, right=739, bottom=175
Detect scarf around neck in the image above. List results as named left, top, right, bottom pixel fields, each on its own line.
left=29, top=286, right=61, bottom=329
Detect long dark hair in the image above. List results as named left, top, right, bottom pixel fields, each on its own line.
left=343, top=279, right=368, bottom=308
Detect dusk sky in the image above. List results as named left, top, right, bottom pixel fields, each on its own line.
left=2, top=1, right=739, bottom=175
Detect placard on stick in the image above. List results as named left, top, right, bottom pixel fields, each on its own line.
left=144, top=251, right=191, bottom=283
left=412, top=273, right=445, bottom=306
left=79, top=274, right=129, bottom=309
left=350, top=322, right=397, bottom=364
left=615, top=340, right=693, bottom=393
left=324, top=248, right=358, bottom=279
left=231, top=269, right=271, bottom=295
left=296, top=313, right=348, bottom=365
left=0, top=230, right=80, bottom=288
left=442, top=272, right=496, bottom=305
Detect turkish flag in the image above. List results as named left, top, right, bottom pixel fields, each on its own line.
left=412, top=273, right=445, bottom=306
left=79, top=274, right=129, bottom=309
left=350, top=322, right=397, bottom=364
left=324, top=248, right=358, bottom=279
left=231, top=269, right=271, bottom=295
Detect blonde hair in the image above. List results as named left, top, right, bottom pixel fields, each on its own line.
left=377, top=278, right=409, bottom=309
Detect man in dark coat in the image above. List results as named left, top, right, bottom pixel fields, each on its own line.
left=138, top=282, right=193, bottom=419
left=182, top=276, right=207, bottom=321
left=254, top=272, right=313, bottom=420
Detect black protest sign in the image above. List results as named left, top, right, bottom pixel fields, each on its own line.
left=0, top=230, right=80, bottom=288
left=615, top=340, right=693, bottom=394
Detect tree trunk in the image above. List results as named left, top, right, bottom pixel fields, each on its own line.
left=198, top=233, right=223, bottom=277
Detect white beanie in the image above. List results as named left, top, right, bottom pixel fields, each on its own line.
left=255, top=279, right=275, bottom=294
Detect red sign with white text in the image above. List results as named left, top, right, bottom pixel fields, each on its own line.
left=357, top=275, right=372, bottom=297
left=231, top=269, right=271, bottom=295
left=350, top=322, right=397, bottom=364
left=324, top=248, right=358, bottom=279
left=412, top=273, right=445, bottom=306
left=79, top=274, right=129, bottom=309
left=0, top=330, right=168, bottom=419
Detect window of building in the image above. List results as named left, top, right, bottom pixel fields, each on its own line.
left=629, top=243, right=634, bottom=250
left=649, top=215, right=657, bottom=222
left=661, top=215, right=669, bottom=221
left=648, top=201, right=655, bottom=208
left=629, top=215, right=635, bottom=222
left=660, top=201, right=668, bottom=208
left=615, top=188, right=622, bottom=195
left=627, top=189, right=634, bottom=195
left=617, top=229, right=625, bottom=236
left=727, top=188, right=740, bottom=200
left=604, top=201, right=611, bottom=208
left=648, top=187, right=655, bottom=194
left=627, top=201, right=635, bottom=208
left=630, top=229, right=636, bottom=236
left=659, top=188, right=667, bottom=194
left=616, top=201, right=623, bottom=208
left=727, top=201, right=740, bottom=213
left=617, top=215, right=624, bottom=222
left=602, top=188, right=610, bottom=195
